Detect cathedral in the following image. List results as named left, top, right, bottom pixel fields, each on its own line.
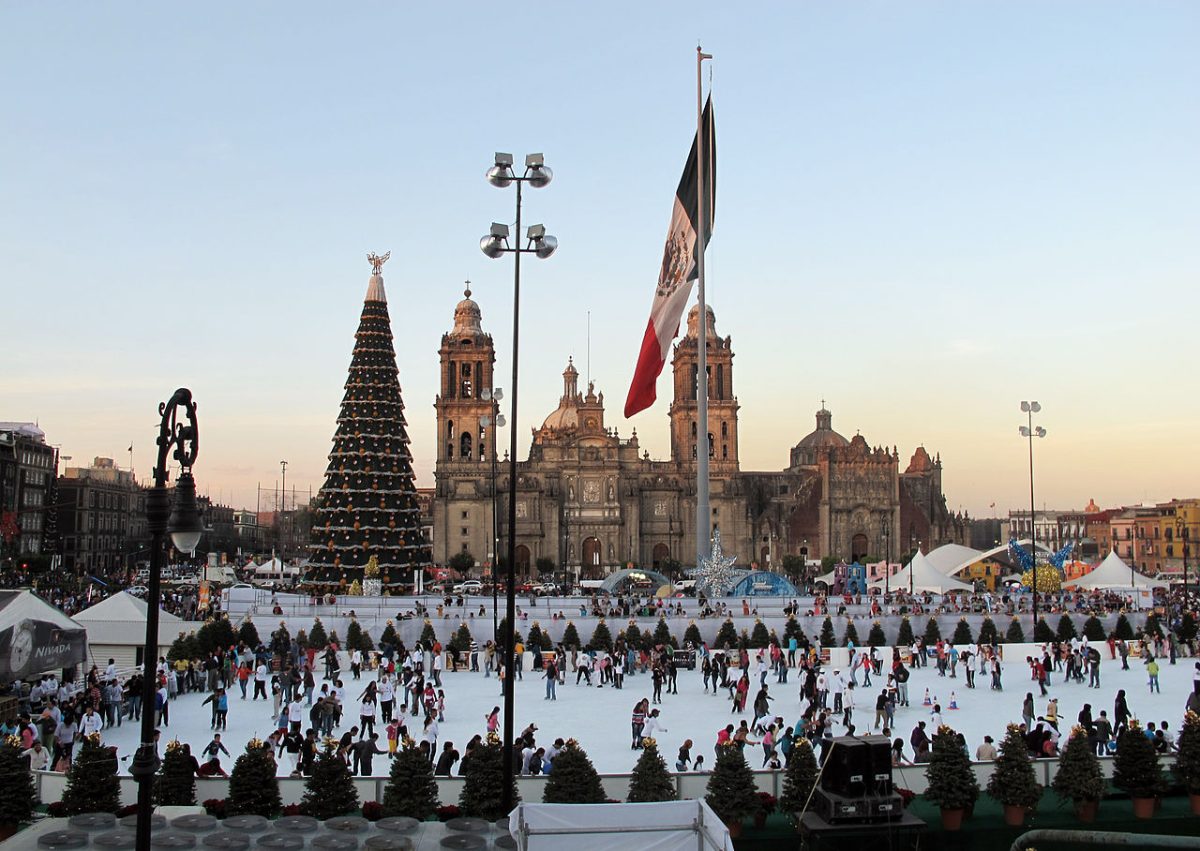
left=431, top=289, right=966, bottom=579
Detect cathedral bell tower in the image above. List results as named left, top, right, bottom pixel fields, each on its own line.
left=434, top=287, right=497, bottom=467
left=668, top=303, right=739, bottom=469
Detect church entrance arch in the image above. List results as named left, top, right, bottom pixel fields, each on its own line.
left=515, top=545, right=531, bottom=576
left=652, top=543, right=670, bottom=571
left=851, top=533, right=869, bottom=564
left=582, top=537, right=602, bottom=578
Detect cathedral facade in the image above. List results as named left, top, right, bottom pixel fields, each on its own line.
left=431, top=291, right=965, bottom=579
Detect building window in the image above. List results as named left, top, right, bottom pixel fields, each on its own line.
left=461, top=510, right=469, bottom=519
left=461, top=528, right=468, bottom=536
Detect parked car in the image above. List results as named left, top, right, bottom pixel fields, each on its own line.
left=537, top=582, right=560, bottom=595
left=453, top=580, right=483, bottom=595
left=126, top=585, right=148, bottom=597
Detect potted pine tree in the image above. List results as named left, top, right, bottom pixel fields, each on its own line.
left=1174, top=710, right=1200, bottom=814
left=227, top=739, right=281, bottom=818
left=156, top=740, right=198, bottom=806
left=627, top=740, right=676, bottom=803
left=0, top=738, right=36, bottom=839
left=61, top=735, right=120, bottom=815
left=705, top=743, right=760, bottom=838
left=459, top=733, right=519, bottom=820
left=1113, top=722, right=1165, bottom=819
left=1052, top=727, right=1105, bottom=822
left=778, top=737, right=819, bottom=828
left=543, top=740, right=605, bottom=804
left=986, top=724, right=1042, bottom=826
left=302, top=742, right=359, bottom=820
left=924, top=727, right=978, bottom=830
left=382, top=743, right=439, bottom=820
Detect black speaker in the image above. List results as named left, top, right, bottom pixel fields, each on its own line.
left=859, top=734, right=894, bottom=794
left=811, top=789, right=904, bottom=824
left=821, top=738, right=867, bottom=796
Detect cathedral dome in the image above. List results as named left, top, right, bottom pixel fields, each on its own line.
left=452, top=287, right=483, bottom=335
left=685, top=303, right=717, bottom=339
left=795, top=407, right=850, bottom=451
left=540, top=358, right=582, bottom=431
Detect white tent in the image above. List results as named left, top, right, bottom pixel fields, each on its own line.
left=254, top=558, right=301, bottom=578
left=509, top=800, right=733, bottom=851
left=73, top=592, right=186, bottom=672
left=0, top=590, right=88, bottom=680
left=1065, top=551, right=1168, bottom=591
left=869, top=551, right=975, bottom=593
left=925, top=544, right=984, bottom=575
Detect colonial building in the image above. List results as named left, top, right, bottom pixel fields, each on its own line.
left=56, top=456, right=148, bottom=575
left=0, top=422, right=57, bottom=561
left=431, top=293, right=966, bottom=578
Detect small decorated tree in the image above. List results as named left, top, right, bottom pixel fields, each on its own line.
left=684, top=621, right=703, bottom=648
left=543, top=740, right=605, bottom=804
left=782, top=617, right=805, bottom=647
left=922, top=618, right=941, bottom=645
left=0, top=738, right=36, bottom=830
left=587, top=620, right=613, bottom=653
left=156, top=740, right=197, bottom=806
left=818, top=617, right=837, bottom=648
left=978, top=617, right=998, bottom=645
left=459, top=735, right=519, bottom=820
left=382, top=743, right=439, bottom=820
left=896, top=617, right=915, bottom=647
left=1179, top=612, right=1198, bottom=644
left=561, top=621, right=581, bottom=649
left=419, top=620, right=438, bottom=646
left=308, top=618, right=329, bottom=649
left=237, top=619, right=260, bottom=649
left=270, top=622, right=291, bottom=658
left=952, top=619, right=974, bottom=646
left=624, top=622, right=644, bottom=651
left=1056, top=615, right=1078, bottom=642
left=842, top=621, right=860, bottom=648
left=1053, top=727, right=1105, bottom=811
left=627, top=740, right=676, bottom=803
left=61, top=735, right=121, bottom=815
left=705, top=744, right=760, bottom=829
left=1082, top=616, right=1106, bottom=642
left=715, top=618, right=740, bottom=650
left=778, top=737, right=819, bottom=818
left=1006, top=618, right=1026, bottom=643
left=867, top=622, right=886, bottom=647
left=303, top=742, right=359, bottom=819
left=525, top=623, right=548, bottom=651
left=450, top=622, right=473, bottom=653
left=1032, top=618, right=1053, bottom=643
left=1143, top=613, right=1165, bottom=639
left=655, top=618, right=678, bottom=649
left=1114, top=614, right=1134, bottom=640
left=227, top=739, right=281, bottom=817
left=1113, top=722, right=1166, bottom=802
left=1173, top=711, right=1200, bottom=798
left=347, top=619, right=375, bottom=652
left=986, top=724, right=1042, bottom=819
left=749, top=620, right=770, bottom=649
left=924, top=727, right=978, bottom=815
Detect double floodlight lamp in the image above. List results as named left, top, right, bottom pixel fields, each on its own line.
left=1020, top=401, right=1042, bottom=414
left=1019, top=425, right=1047, bottom=438
left=486, top=152, right=553, bottom=189
left=479, top=222, right=557, bottom=260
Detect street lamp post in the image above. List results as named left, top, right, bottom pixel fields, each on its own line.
left=279, top=459, right=288, bottom=559
left=480, top=388, right=505, bottom=642
left=882, top=517, right=890, bottom=597
left=130, top=389, right=204, bottom=851
left=1177, top=517, right=1190, bottom=607
left=1019, top=401, right=1047, bottom=623
left=480, top=153, right=557, bottom=815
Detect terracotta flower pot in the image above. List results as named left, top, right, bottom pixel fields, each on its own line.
left=1132, top=796, right=1156, bottom=819
left=1003, top=804, right=1027, bottom=827
left=940, top=808, right=964, bottom=831
left=1074, top=800, right=1098, bottom=823
left=0, top=824, right=16, bottom=842
left=1191, top=793, right=1200, bottom=816
left=753, top=811, right=767, bottom=830
left=725, top=819, right=743, bottom=839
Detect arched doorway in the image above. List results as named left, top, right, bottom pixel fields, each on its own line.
left=582, top=537, right=602, bottom=578
left=851, top=533, right=869, bottom=564
left=760, top=546, right=770, bottom=568
left=652, top=543, right=670, bottom=571
left=515, top=545, right=531, bottom=577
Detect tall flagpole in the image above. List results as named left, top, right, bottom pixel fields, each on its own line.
left=694, top=45, right=712, bottom=567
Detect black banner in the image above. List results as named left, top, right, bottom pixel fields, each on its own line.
left=0, top=618, right=88, bottom=680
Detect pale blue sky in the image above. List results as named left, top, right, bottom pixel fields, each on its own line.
left=2, top=2, right=1197, bottom=516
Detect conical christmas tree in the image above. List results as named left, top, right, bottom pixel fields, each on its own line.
left=156, top=740, right=197, bottom=806
left=227, top=740, right=282, bottom=817
left=779, top=737, right=819, bottom=817
left=382, top=743, right=439, bottom=820
left=306, top=254, right=432, bottom=590
left=459, top=735, right=519, bottom=820
left=61, top=735, right=121, bottom=815
left=543, top=740, right=606, bottom=804
left=0, top=739, right=36, bottom=827
left=627, top=741, right=676, bottom=803
left=302, top=743, right=360, bottom=819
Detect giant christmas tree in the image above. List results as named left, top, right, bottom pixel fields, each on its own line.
left=306, top=253, right=432, bottom=590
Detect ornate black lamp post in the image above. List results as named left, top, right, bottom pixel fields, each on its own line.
left=129, top=389, right=203, bottom=851
left=480, top=153, right=557, bottom=814
left=1019, top=401, right=1046, bottom=622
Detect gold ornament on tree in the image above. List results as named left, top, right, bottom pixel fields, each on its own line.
left=364, top=556, right=380, bottom=578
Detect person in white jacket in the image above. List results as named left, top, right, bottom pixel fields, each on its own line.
left=80, top=706, right=104, bottom=737
left=642, top=708, right=668, bottom=741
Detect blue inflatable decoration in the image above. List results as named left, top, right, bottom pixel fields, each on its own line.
left=729, top=570, right=800, bottom=597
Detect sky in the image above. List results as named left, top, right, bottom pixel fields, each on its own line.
left=2, top=2, right=1198, bottom=518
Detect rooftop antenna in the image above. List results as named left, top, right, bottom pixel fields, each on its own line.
left=586, top=310, right=591, bottom=388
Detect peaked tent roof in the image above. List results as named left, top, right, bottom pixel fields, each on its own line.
left=74, top=591, right=184, bottom=626
left=925, top=544, right=985, bottom=574
left=1065, top=551, right=1168, bottom=590
left=869, top=551, right=974, bottom=593
left=0, top=590, right=88, bottom=679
